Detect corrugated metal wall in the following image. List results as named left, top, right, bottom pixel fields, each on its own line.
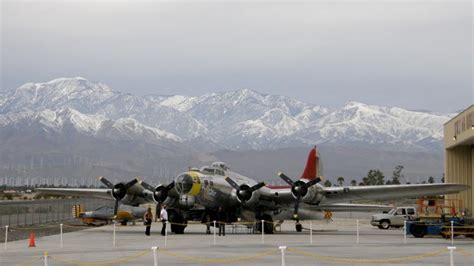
left=445, top=146, right=473, bottom=217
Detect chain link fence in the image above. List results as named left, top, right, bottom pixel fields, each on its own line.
left=0, top=198, right=112, bottom=227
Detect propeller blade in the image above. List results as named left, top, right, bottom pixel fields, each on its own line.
left=164, top=181, right=175, bottom=192
left=124, top=178, right=138, bottom=190
left=293, top=194, right=301, bottom=220
left=278, top=172, right=295, bottom=186
left=303, top=177, right=322, bottom=189
left=113, top=198, right=120, bottom=216
left=249, top=182, right=266, bottom=192
left=225, top=177, right=241, bottom=190
left=140, top=181, right=156, bottom=192
left=99, top=176, right=114, bottom=188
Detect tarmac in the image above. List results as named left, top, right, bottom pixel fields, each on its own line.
left=1, top=219, right=473, bottom=265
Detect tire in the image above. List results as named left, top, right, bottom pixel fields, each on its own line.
left=256, top=215, right=274, bottom=234
left=410, top=223, right=426, bottom=238
left=262, top=214, right=274, bottom=234
left=380, top=220, right=390, bottom=230
left=377, top=225, right=384, bottom=229
left=168, top=209, right=186, bottom=234
left=296, top=223, right=303, bottom=232
left=121, top=221, right=127, bottom=226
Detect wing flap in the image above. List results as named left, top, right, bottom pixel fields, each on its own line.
left=309, top=203, right=393, bottom=212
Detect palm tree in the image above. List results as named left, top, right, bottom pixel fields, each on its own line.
left=337, top=176, right=345, bottom=187
left=324, top=180, right=332, bottom=187
left=351, top=180, right=357, bottom=186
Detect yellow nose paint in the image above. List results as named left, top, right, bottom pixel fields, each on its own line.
left=187, top=171, right=202, bottom=196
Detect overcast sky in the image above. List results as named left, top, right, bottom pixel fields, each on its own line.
left=1, top=0, right=472, bottom=112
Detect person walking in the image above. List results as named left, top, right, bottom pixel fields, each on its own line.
left=217, top=207, right=226, bottom=236
left=144, top=207, right=153, bottom=236
left=160, top=205, right=168, bottom=236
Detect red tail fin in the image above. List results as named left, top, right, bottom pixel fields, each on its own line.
left=300, top=147, right=318, bottom=180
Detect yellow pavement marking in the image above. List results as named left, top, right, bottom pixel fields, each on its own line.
left=287, top=247, right=447, bottom=264
left=49, top=250, right=149, bottom=266
left=159, top=248, right=277, bottom=263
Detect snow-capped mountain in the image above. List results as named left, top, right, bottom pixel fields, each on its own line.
left=0, top=77, right=453, bottom=152
left=0, top=107, right=181, bottom=143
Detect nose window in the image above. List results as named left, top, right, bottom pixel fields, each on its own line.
left=176, top=174, right=193, bottom=194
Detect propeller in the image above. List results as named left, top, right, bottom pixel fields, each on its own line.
left=278, top=173, right=322, bottom=220
left=140, top=180, right=175, bottom=203
left=99, top=177, right=138, bottom=216
left=225, top=176, right=265, bottom=203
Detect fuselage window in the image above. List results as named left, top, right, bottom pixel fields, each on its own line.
left=204, top=180, right=209, bottom=186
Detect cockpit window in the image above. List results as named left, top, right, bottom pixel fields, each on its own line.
left=215, top=169, right=225, bottom=176
left=201, top=167, right=215, bottom=175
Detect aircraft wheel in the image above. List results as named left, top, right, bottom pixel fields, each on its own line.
left=262, top=214, right=274, bottom=234
left=169, top=210, right=186, bottom=234
left=121, top=221, right=127, bottom=226
left=295, top=223, right=303, bottom=232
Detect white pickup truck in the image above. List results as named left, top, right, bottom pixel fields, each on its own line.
left=371, top=207, right=417, bottom=229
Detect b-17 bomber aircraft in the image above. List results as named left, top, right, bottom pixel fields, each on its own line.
left=37, top=147, right=469, bottom=234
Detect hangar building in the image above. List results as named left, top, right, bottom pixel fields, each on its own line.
left=444, top=105, right=473, bottom=217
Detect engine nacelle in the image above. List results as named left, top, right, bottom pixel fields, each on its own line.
left=301, top=184, right=325, bottom=204
left=111, top=183, right=127, bottom=201
left=231, top=187, right=260, bottom=207
left=142, top=184, right=171, bottom=204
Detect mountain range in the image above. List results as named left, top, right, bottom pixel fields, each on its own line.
left=0, top=77, right=453, bottom=184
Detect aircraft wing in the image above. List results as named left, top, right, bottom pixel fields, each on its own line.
left=308, top=203, right=392, bottom=212
left=35, top=188, right=112, bottom=200
left=321, top=183, right=469, bottom=204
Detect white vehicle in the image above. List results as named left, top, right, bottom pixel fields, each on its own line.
left=371, top=207, right=417, bottom=229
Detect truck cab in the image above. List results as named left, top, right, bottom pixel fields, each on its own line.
left=371, top=207, right=417, bottom=229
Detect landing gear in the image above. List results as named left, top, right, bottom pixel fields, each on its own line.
left=168, top=209, right=187, bottom=234
left=295, top=222, right=303, bottom=232
left=256, top=214, right=274, bottom=234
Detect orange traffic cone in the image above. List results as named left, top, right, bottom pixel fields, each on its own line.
left=28, top=232, right=36, bottom=247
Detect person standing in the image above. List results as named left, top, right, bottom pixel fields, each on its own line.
left=144, top=207, right=153, bottom=236
left=160, top=205, right=168, bottom=236
left=205, top=213, right=211, bottom=234
left=217, top=207, right=226, bottom=236
left=155, top=204, right=160, bottom=222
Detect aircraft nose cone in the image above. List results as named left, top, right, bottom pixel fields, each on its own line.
left=175, top=173, right=194, bottom=194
